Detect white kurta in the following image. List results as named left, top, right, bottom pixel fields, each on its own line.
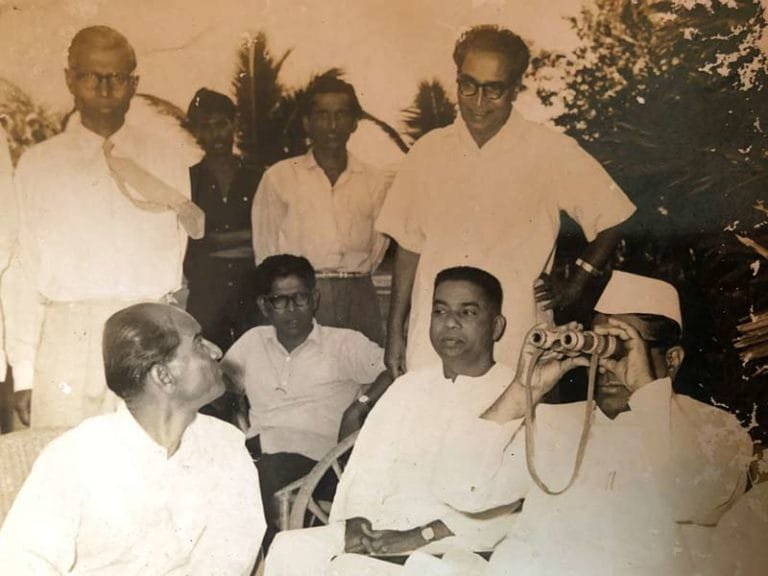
left=0, top=407, right=265, bottom=575
left=376, top=112, right=636, bottom=370
left=3, top=103, right=200, bottom=426
left=433, top=378, right=752, bottom=576
left=265, top=363, right=518, bottom=576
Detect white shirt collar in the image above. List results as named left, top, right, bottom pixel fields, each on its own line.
left=301, top=148, right=364, bottom=174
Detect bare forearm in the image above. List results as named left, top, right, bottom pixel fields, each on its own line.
left=364, top=370, right=394, bottom=405
left=578, top=224, right=623, bottom=270
left=482, top=381, right=529, bottom=423
left=387, top=245, right=419, bottom=337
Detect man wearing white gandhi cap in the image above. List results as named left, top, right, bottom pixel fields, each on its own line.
left=434, top=270, right=752, bottom=575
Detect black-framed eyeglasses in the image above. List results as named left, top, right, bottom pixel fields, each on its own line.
left=265, top=291, right=313, bottom=311
left=74, top=71, right=136, bottom=91
left=456, top=76, right=510, bottom=101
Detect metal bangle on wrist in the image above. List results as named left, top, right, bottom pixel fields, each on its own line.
left=575, top=257, right=603, bottom=278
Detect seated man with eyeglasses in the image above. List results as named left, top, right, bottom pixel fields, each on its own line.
left=222, top=254, right=391, bottom=549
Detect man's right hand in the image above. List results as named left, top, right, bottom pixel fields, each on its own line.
left=516, top=322, right=591, bottom=398
left=484, top=323, right=590, bottom=422
left=384, top=331, right=407, bottom=379
left=13, top=389, right=31, bottom=427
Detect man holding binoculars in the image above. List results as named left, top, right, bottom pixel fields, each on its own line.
left=443, top=270, right=752, bottom=575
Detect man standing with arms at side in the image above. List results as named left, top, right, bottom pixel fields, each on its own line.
left=376, top=25, right=636, bottom=376
left=251, top=75, right=390, bottom=345
left=3, top=26, right=200, bottom=427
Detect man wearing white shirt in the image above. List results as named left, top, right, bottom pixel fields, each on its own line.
left=223, top=254, right=390, bottom=549
left=377, top=25, right=636, bottom=376
left=251, top=75, right=390, bottom=345
left=472, top=271, right=752, bottom=575
left=0, top=302, right=265, bottom=575
left=3, top=26, right=200, bottom=427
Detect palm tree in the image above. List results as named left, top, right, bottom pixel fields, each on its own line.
left=231, top=32, right=408, bottom=166
left=401, top=79, right=456, bottom=144
left=232, top=32, right=292, bottom=168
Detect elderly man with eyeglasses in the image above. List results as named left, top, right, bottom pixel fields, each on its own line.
left=376, top=25, right=636, bottom=378
left=3, top=26, right=200, bottom=428
left=222, top=254, right=391, bottom=550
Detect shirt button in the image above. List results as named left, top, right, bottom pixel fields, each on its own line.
left=227, top=281, right=234, bottom=287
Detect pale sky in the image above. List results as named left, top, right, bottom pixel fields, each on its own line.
left=0, top=0, right=585, bottom=164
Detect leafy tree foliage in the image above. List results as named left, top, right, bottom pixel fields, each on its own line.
left=0, top=78, right=61, bottom=166
left=534, top=0, right=768, bottom=439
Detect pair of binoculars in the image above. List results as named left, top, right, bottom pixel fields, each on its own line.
left=529, top=327, right=625, bottom=358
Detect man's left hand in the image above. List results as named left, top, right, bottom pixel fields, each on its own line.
left=338, top=401, right=369, bottom=442
left=358, top=523, right=428, bottom=555
left=535, top=272, right=588, bottom=313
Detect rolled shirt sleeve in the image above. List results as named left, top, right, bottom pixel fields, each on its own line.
left=552, top=136, right=636, bottom=241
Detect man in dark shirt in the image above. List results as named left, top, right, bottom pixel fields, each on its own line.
left=184, top=88, right=262, bottom=351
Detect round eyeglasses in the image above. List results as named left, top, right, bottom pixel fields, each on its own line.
left=74, top=71, right=136, bottom=91
left=456, top=76, right=510, bottom=101
left=266, top=291, right=313, bottom=311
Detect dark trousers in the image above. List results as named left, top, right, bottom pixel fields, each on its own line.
left=248, top=440, right=338, bottom=552
left=186, top=257, right=261, bottom=352
left=315, top=275, right=384, bottom=345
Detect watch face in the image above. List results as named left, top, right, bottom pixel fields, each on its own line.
left=421, top=526, right=435, bottom=542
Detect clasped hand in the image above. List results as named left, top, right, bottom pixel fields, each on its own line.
left=345, top=517, right=426, bottom=555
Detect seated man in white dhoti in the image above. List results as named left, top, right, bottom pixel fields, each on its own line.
left=264, top=266, right=589, bottom=575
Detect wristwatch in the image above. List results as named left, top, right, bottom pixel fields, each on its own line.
left=420, top=525, right=436, bottom=543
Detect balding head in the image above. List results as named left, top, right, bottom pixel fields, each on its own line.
left=103, top=303, right=181, bottom=400
left=68, top=26, right=136, bottom=71
left=65, top=26, right=138, bottom=137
